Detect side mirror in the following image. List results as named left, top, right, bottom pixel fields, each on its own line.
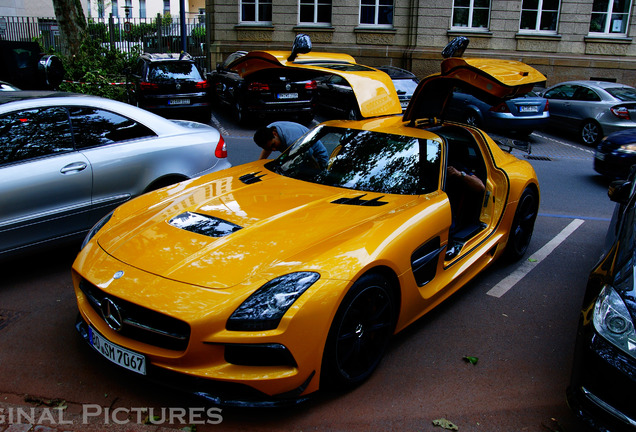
left=288, top=34, right=312, bottom=62
left=442, top=36, right=470, bottom=59
left=608, top=179, right=632, bottom=204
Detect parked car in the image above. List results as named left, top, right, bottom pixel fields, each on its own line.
left=376, top=65, right=419, bottom=112
left=444, top=88, right=549, bottom=135
left=72, top=38, right=544, bottom=407
left=125, top=52, right=211, bottom=122
left=316, top=65, right=418, bottom=119
left=0, top=91, right=231, bottom=258
left=542, top=80, right=636, bottom=145
left=0, top=41, right=64, bottom=90
left=594, top=128, right=636, bottom=179
left=567, top=166, right=636, bottom=431
left=208, top=50, right=318, bottom=125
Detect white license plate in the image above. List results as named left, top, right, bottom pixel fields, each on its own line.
left=169, top=98, right=190, bottom=105
left=277, top=92, right=298, bottom=99
left=89, top=326, right=146, bottom=375
left=519, top=105, right=539, bottom=113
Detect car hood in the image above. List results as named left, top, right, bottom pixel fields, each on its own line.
left=226, top=50, right=403, bottom=118
left=97, top=163, right=417, bottom=289
left=404, top=57, right=547, bottom=123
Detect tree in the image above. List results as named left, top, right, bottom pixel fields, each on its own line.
left=52, top=0, right=87, bottom=57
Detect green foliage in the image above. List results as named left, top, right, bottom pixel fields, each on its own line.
left=191, top=25, right=205, bottom=38
left=58, top=38, right=140, bottom=102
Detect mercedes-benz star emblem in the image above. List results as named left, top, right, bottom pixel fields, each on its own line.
left=101, top=298, right=123, bottom=332
left=113, top=270, right=124, bottom=279
left=176, top=83, right=181, bottom=90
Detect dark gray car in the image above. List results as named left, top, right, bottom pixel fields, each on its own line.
left=542, top=80, right=636, bottom=145
left=0, top=91, right=231, bottom=257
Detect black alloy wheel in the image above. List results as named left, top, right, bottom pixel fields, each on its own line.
left=505, top=187, right=539, bottom=261
left=322, top=274, right=396, bottom=389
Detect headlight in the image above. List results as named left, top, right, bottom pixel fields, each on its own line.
left=81, top=211, right=114, bottom=250
left=619, top=143, right=636, bottom=154
left=227, top=272, right=320, bottom=331
left=593, top=285, right=636, bottom=359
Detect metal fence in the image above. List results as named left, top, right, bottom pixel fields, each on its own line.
left=0, top=14, right=207, bottom=71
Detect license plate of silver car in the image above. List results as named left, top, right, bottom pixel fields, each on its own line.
left=277, top=93, right=298, bottom=99
left=519, top=105, right=539, bottom=113
left=89, top=326, right=146, bottom=375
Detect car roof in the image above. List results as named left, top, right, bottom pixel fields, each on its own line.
left=141, top=52, right=194, bottom=62
left=0, top=90, right=90, bottom=106
left=551, top=80, right=633, bottom=89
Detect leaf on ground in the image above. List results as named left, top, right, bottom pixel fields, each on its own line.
left=432, top=418, right=459, bottom=430
left=463, top=355, right=479, bottom=365
left=528, top=258, right=538, bottom=262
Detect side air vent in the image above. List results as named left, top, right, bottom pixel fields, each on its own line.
left=239, top=172, right=265, bottom=184
left=169, top=212, right=242, bottom=237
left=332, top=195, right=388, bottom=207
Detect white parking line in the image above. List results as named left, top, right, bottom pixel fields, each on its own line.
left=487, top=218, right=585, bottom=298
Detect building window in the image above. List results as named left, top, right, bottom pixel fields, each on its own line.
left=589, top=0, right=631, bottom=35
left=163, top=0, right=170, bottom=15
left=241, top=0, right=273, bottom=23
left=299, top=0, right=332, bottom=24
left=451, top=0, right=490, bottom=29
left=139, top=0, right=146, bottom=18
left=520, top=0, right=559, bottom=32
left=359, top=0, right=393, bottom=26
left=111, top=0, right=119, bottom=17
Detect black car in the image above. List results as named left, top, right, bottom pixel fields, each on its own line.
left=376, top=65, right=419, bottom=112
left=126, top=52, right=211, bottom=122
left=567, top=167, right=636, bottom=431
left=594, top=128, right=636, bottom=179
left=208, top=50, right=317, bottom=125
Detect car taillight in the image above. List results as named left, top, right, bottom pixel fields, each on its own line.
left=305, top=80, right=317, bottom=90
left=215, top=135, right=227, bottom=158
left=195, top=81, right=210, bottom=89
left=248, top=82, right=270, bottom=91
left=140, top=81, right=159, bottom=90
left=490, top=102, right=511, bottom=113
left=544, top=100, right=549, bottom=111
left=611, top=106, right=631, bottom=120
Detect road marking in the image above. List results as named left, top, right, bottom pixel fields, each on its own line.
left=210, top=114, right=230, bottom=136
left=532, top=132, right=595, bottom=155
left=487, top=218, right=585, bottom=298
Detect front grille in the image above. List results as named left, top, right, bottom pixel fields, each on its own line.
left=79, top=279, right=190, bottom=351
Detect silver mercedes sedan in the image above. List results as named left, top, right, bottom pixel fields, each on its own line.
left=542, top=80, right=636, bottom=145
left=0, top=91, right=231, bottom=257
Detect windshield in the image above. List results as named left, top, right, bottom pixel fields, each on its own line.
left=607, top=87, right=636, bottom=102
left=265, top=125, right=441, bottom=195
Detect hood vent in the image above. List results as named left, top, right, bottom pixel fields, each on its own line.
left=169, top=212, right=242, bottom=238
left=331, top=195, right=388, bottom=207
left=239, top=172, right=265, bottom=184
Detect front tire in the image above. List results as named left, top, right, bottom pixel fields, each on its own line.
left=321, top=274, right=397, bottom=390
left=505, top=187, right=539, bottom=261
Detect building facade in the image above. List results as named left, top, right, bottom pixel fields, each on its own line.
left=205, top=0, right=636, bottom=87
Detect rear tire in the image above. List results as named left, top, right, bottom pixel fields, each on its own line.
left=321, top=274, right=396, bottom=390
left=580, top=120, right=602, bottom=146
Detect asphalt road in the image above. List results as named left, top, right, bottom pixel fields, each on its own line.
left=0, top=115, right=616, bottom=432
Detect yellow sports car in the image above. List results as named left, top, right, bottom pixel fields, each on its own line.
left=72, top=38, right=544, bottom=406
